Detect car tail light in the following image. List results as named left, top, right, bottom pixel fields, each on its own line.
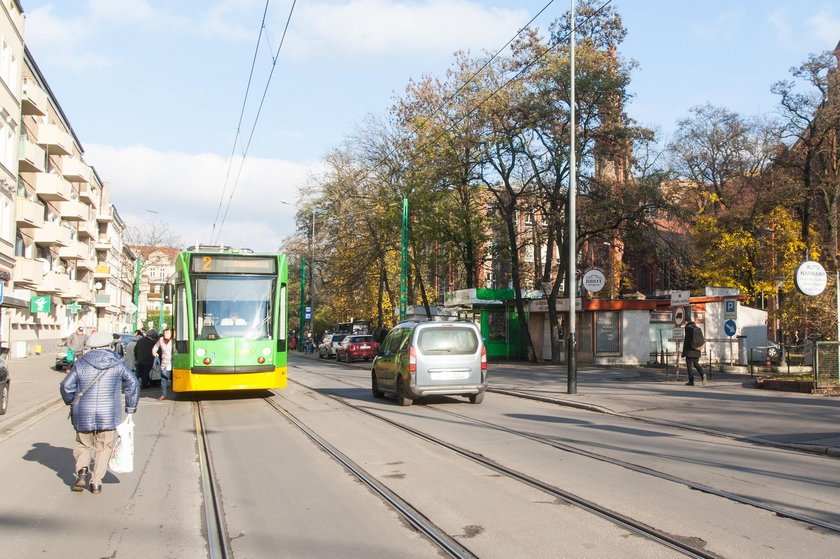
left=350, top=344, right=357, bottom=351
left=481, top=346, right=487, bottom=371
left=409, top=346, right=416, bottom=373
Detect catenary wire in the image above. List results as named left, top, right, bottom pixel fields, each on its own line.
left=213, top=1, right=298, bottom=245
left=210, top=0, right=272, bottom=244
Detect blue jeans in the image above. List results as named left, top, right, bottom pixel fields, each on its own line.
left=161, top=369, right=172, bottom=398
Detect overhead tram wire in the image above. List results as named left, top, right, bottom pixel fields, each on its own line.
left=213, top=1, right=298, bottom=245
left=210, top=0, right=273, bottom=244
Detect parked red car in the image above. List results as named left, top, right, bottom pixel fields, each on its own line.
left=335, top=335, right=379, bottom=363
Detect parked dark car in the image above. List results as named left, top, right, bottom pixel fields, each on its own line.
left=0, top=346, right=9, bottom=415
left=318, top=333, right=348, bottom=359
left=335, top=335, right=379, bottom=363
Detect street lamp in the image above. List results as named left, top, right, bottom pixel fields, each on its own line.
left=280, top=200, right=312, bottom=348
left=400, top=198, right=408, bottom=321
left=775, top=276, right=785, bottom=365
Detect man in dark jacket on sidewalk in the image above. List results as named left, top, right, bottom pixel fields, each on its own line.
left=60, top=332, right=139, bottom=494
left=682, top=319, right=707, bottom=386
left=133, top=329, right=158, bottom=388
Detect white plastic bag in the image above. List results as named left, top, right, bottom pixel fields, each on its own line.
left=109, top=414, right=135, bottom=473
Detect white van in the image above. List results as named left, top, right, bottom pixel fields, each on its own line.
left=371, top=320, right=487, bottom=405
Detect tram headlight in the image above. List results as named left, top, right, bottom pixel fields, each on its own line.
left=196, top=348, right=206, bottom=357
left=262, top=347, right=271, bottom=356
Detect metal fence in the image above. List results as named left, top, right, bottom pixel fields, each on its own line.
left=815, top=341, right=840, bottom=389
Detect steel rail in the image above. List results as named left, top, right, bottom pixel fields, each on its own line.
left=194, top=401, right=232, bottom=559
left=427, top=405, right=840, bottom=535
left=263, top=397, right=478, bottom=559
left=287, top=377, right=718, bottom=559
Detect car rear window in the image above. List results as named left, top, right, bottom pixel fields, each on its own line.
left=349, top=336, right=374, bottom=343
left=417, top=327, right=479, bottom=355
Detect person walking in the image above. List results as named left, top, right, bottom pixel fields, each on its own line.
left=682, top=318, right=707, bottom=386
left=59, top=332, right=139, bottom=494
left=134, top=329, right=157, bottom=388
left=123, top=330, right=142, bottom=373
left=152, top=328, right=173, bottom=401
left=65, top=327, right=88, bottom=366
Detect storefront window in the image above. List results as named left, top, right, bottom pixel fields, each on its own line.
left=487, top=311, right=507, bottom=343
left=595, top=311, right=620, bottom=354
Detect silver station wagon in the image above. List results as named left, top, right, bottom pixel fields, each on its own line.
left=371, top=320, right=487, bottom=405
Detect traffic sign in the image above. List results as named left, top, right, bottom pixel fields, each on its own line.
left=673, top=306, right=686, bottom=326
left=305, top=306, right=312, bottom=320
left=724, top=299, right=737, bottom=320
left=724, top=319, right=737, bottom=337
left=670, top=290, right=690, bottom=306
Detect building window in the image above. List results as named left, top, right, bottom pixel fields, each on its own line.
left=0, top=192, right=12, bottom=243
left=595, top=311, right=620, bottom=354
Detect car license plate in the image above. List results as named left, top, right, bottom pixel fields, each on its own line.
left=429, top=370, right=470, bottom=380
left=360, top=345, right=369, bottom=349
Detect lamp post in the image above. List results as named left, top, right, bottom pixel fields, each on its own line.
left=775, top=276, right=785, bottom=366
left=567, top=0, right=578, bottom=394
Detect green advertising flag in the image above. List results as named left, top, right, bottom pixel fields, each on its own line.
left=30, top=296, right=50, bottom=313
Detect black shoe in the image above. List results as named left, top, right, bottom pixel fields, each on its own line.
left=685, top=380, right=694, bottom=386
left=73, top=467, right=89, bottom=491
left=89, top=483, right=101, bottom=494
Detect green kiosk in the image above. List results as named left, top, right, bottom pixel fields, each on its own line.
left=444, top=289, right=524, bottom=360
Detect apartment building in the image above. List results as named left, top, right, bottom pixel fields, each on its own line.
left=2, top=43, right=136, bottom=357
left=130, top=245, right=179, bottom=330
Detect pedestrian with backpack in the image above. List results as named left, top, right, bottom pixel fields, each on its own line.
left=682, top=318, right=707, bottom=386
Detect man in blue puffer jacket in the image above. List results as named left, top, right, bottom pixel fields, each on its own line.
left=60, top=331, right=139, bottom=494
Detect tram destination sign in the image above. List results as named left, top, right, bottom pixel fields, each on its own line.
left=192, top=255, right=276, bottom=274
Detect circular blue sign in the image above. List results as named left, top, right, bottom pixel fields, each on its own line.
left=724, top=319, right=737, bottom=337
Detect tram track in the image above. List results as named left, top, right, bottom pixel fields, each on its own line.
left=284, top=377, right=718, bottom=559
left=300, top=364, right=840, bottom=536
left=194, top=401, right=233, bottom=559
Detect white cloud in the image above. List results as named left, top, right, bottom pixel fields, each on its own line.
left=807, top=10, right=840, bottom=45
left=26, top=5, right=113, bottom=69
left=84, top=144, right=315, bottom=252
left=284, top=0, right=532, bottom=59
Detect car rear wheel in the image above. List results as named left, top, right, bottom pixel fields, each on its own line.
left=468, top=391, right=485, bottom=404
left=395, top=377, right=413, bottom=406
left=371, top=372, right=384, bottom=398
left=0, top=382, right=8, bottom=415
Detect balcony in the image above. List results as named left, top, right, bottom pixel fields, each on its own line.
left=78, top=183, right=98, bottom=207
left=33, top=221, right=71, bottom=247
left=58, top=200, right=88, bottom=221
left=59, top=239, right=90, bottom=260
left=94, top=293, right=111, bottom=307
left=77, top=257, right=96, bottom=272
left=34, top=172, right=72, bottom=202
left=18, top=138, right=46, bottom=173
left=36, top=124, right=74, bottom=156
left=21, top=80, right=48, bottom=116
left=13, top=257, right=45, bottom=286
left=15, top=197, right=45, bottom=229
left=40, top=271, right=70, bottom=295
left=95, top=237, right=111, bottom=251
left=77, top=220, right=97, bottom=239
left=67, top=280, right=93, bottom=303
left=94, top=264, right=110, bottom=279
left=96, top=209, right=113, bottom=222
left=60, top=156, right=92, bottom=183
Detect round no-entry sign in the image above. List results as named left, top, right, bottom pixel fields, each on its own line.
left=673, top=306, right=686, bottom=326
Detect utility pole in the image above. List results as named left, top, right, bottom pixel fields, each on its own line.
left=567, top=0, right=578, bottom=394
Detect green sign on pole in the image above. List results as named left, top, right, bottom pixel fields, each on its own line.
left=67, top=301, right=82, bottom=314
left=132, top=259, right=141, bottom=332
left=399, top=197, right=409, bottom=321
left=30, top=296, right=50, bottom=313
left=299, top=257, right=306, bottom=349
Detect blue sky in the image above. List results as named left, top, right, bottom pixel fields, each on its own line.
left=20, top=0, right=840, bottom=252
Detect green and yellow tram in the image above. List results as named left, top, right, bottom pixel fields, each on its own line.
left=169, top=246, right=288, bottom=392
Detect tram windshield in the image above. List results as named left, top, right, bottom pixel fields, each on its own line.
left=192, top=276, right=275, bottom=340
